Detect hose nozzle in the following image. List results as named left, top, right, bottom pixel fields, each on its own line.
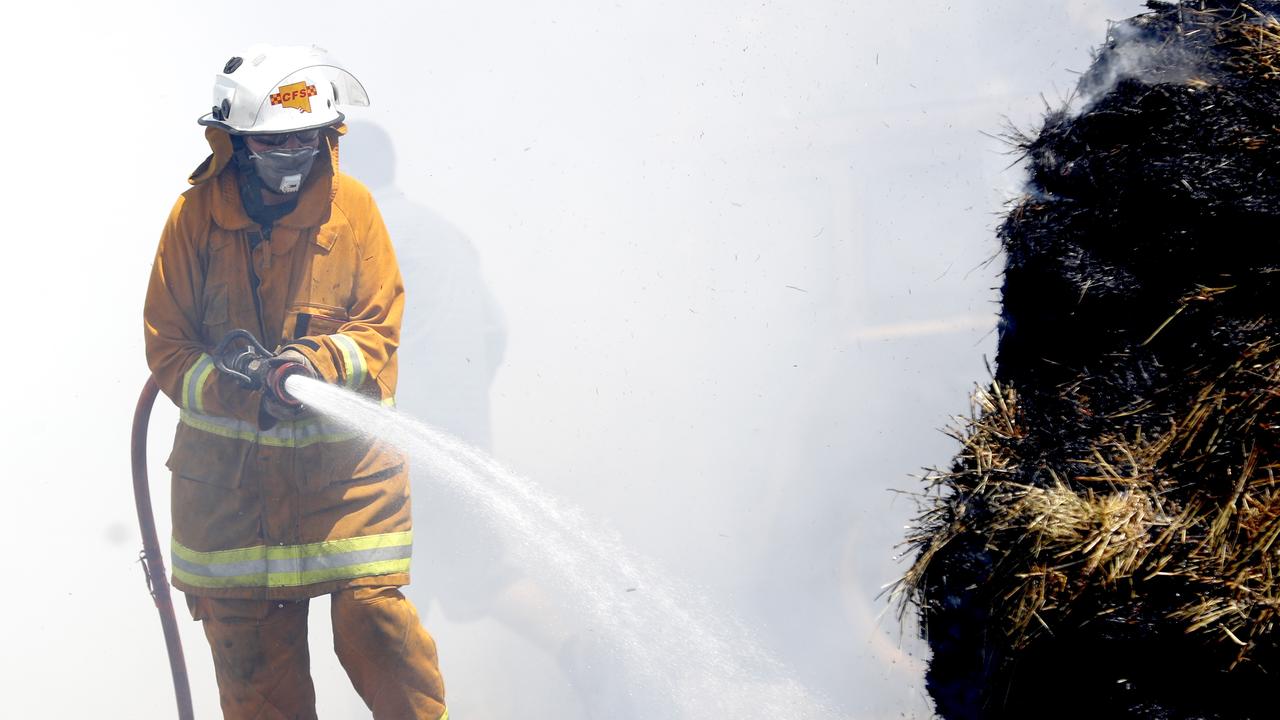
left=212, top=329, right=314, bottom=408
left=264, top=361, right=313, bottom=410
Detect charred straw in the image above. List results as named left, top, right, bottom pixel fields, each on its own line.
left=897, top=2, right=1280, bottom=717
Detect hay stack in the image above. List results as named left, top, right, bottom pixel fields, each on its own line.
left=899, top=2, right=1280, bottom=717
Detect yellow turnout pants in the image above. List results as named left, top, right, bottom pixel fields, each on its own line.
left=187, top=586, right=447, bottom=719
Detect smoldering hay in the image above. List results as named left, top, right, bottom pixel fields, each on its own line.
left=896, top=2, right=1280, bottom=718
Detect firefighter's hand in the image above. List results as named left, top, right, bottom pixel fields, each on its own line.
left=275, top=348, right=315, bottom=376
left=261, top=349, right=317, bottom=421
left=263, top=393, right=307, bottom=421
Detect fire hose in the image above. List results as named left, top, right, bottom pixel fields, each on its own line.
left=131, top=329, right=313, bottom=718
left=131, top=376, right=195, bottom=720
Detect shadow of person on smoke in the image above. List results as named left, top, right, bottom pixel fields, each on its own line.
left=341, top=122, right=505, bottom=451
left=341, top=121, right=640, bottom=719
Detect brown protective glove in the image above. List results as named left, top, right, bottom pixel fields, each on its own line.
left=262, top=349, right=317, bottom=421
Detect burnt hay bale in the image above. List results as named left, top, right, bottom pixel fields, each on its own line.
left=898, top=2, right=1280, bottom=718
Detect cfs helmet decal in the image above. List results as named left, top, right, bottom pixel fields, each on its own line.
left=270, top=81, right=319, bottom=113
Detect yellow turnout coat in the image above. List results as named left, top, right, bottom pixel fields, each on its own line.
left=144, top=126, right=412, bottom=600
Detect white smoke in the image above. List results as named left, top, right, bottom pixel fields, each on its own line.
left=1069, top=16, right=1208, bottom=115
left=287, top=376, right=840, bottom=719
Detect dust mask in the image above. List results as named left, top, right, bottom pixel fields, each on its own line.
left=249, top=147, right=320, bottom=194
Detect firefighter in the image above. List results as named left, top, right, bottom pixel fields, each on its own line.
left=143, top=44, right=447, bottom=720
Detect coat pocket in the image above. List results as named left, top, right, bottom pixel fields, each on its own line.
left=167, top=423, right=248, bottom=489
left=201, top=282, right=231, bottom=343
left=304, top=436, right=404, bottom=491
left=289, top=303, right=349, bottom=340
left=203, top=283, right=229, bottom=326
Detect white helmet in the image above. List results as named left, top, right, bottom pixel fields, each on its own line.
left=198, top=44, right=369, bottom=135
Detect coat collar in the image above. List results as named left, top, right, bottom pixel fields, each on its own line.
left=189, top=126, right=345, bottom=246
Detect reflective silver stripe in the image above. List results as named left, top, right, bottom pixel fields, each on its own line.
left=174, top=556, right=411, bottom=589
left=171, top=543, right=412, bottom=579
left=331, top=333, right=368, bottom=390
left=179, top=408, right=359, bottom=447
left=171, top=531, right=414, bottom=589
left=181, top=354, right=217, bottom=413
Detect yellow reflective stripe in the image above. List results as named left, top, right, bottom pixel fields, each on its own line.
left=180, top=357, right=199, bottom=409
left=179, top=410, right=257, bottom=442
left=290, top=558, right=411, bottom=586
left=331, top=333, right=368, bottom=390
left=440, top=710, right=449, bottom=720
left=179, top=409, right=359, bottom=447
left=191, top=360, right=216, bottom=414
left=172, top=531, right=413, bottom=588
left=181, top=354, right=217, bottom=413
left=173, top=531, right=413, bottom=565
left=173, top=557, right=411, bottom=589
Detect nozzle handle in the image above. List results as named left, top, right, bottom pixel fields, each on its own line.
left=213, top=328, right=274, bottom=388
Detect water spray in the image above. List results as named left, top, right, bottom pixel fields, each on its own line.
left=283, top=374, right=842, bottom=719
left=132, top=329, right=839, bottom=718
